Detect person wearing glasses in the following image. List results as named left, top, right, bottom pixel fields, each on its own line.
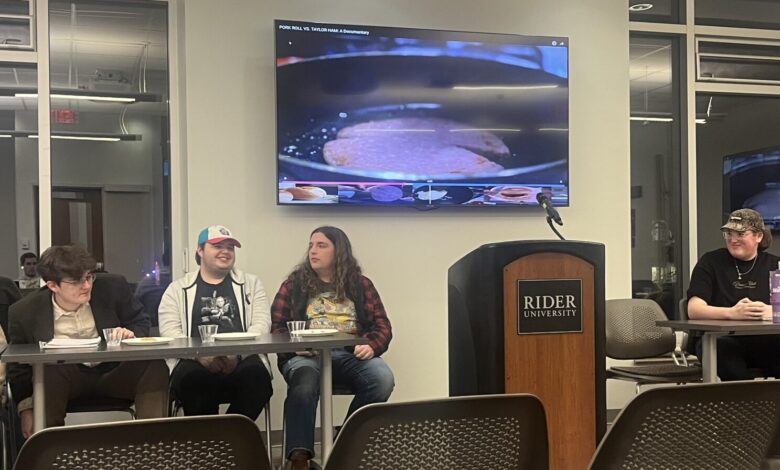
left=7, top=245, right=169, bottom=438
left=271, top=226, right=394, bottom=470
left=687, top=208, right=780, bottom=380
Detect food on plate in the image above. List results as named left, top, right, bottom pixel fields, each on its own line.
left=323, top=118, right=509, bottom=176
left=279, top=189, right=294, bottom=203
left=138, top=337, right=157, bottom=342
left=486, top=186, right=537, bottom=203
left=287, top=186, right=327, bottom=200
left=368, top=185, right=403, bottom=202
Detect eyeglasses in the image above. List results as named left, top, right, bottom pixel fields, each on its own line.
left=61, top=273, right=96, bottom=286
left=722, top=230, right=753, bottom=240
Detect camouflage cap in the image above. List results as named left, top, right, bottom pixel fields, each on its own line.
left=721, top=208, right=772, bottom=250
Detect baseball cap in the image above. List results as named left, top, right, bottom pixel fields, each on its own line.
left=721, top=208, right=772, bottom=250
left=197, top=225, right=242, bottom=248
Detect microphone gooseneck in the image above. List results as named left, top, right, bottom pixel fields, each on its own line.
left=536, top=193, right=563, bottom=226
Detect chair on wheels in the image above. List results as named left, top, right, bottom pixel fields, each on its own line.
left=606, top=298, right=701, bottom=392
left=589, top=381, right=780, bottom=469
left=13, top=414, right=273, bottom=470
left=323, top=394, right=548, bottom=470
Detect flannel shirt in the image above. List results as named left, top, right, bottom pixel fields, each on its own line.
left=271, top=275, right=392, bottom=362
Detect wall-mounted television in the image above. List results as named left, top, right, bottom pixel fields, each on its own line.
left=275, top=20, right=569, bottom=207
left=723, top=146, right=780, bottom=232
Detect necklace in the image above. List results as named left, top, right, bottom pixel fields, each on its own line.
left=735, top=255, right=758, bottom=280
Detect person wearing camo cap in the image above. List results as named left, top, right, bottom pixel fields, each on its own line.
left=687, top=208, right=780, bottom=380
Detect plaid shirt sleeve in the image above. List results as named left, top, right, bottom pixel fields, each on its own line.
left=360, top=276, right=392, bottom=357
left=271, top=280, right=294, bottom=333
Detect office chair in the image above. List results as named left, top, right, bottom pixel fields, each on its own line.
left=13, top=415, right=272, bottom=470
left=590, top=381, right=780, bottom=469
left=606, top=298, right=701, bottom=392
left=324, top=394, right=548, bottom=470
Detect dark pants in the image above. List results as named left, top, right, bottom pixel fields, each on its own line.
left=44, top=360, right=169, bottom=426
left=696, top=335, right=780, bottom=381
left=170, top=355, right=272, bottom=420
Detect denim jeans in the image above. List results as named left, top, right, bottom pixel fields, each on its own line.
left=281, top=348, right=395, bottom=458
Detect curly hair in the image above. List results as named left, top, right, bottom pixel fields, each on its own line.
left=288, top=226, right=362, bottom=301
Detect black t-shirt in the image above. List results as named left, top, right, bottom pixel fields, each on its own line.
left=687, top=248, right=780, bottom=308
left=190, top=274, right=243, bottom=336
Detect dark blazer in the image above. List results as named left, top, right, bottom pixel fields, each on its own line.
left=7, top=273, right=150, bottom=407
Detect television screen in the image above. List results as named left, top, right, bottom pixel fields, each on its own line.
left=723, top=146, right=780, bottom=232
left=275, top=20, right=569, bottom=207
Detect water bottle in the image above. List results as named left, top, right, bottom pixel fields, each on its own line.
left=771, top=262, right=780, bottom=324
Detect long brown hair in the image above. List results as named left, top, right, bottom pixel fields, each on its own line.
left=289, top=226, right=362, bottom=301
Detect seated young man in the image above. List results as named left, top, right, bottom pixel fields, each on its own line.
left=7, top=245, right=169, bottom=437
left=687, top=208, right=780, bottom=380
left=158, top=225, right=273, bottom=419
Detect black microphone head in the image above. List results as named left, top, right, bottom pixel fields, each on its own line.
left=536, top=192, right=547, bottom=204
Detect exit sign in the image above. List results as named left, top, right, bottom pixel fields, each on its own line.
left=51, top=109, right=79, bottom=124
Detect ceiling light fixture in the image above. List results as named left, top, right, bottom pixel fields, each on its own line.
left=15, top=93, right=136, bottom=103
left=28, top=135, right=123, bottom=142
left=630, top=116, right=673, bottom=122
left=629, top=3, right=654, bottom=12
left=452, top=85, right=558, bottom=91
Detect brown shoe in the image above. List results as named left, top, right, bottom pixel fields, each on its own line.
left=289, top=449, right=311, bottom=470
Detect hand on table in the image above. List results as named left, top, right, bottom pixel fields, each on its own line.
left=731, top=298, right=768, bottom=320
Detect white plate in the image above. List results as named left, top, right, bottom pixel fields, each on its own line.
left=292, top=328, right=339, bottom=337
left=213, top=332, right=259, bottom=341
left=122, top=337, right=175, bottom=346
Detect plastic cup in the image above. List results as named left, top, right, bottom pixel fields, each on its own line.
left=102, top=328, right=122, bottom=347
left=198, top=324, right=218, bottom=343
left=287, top=320, right=306, bottom=337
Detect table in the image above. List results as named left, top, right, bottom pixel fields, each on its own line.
left=1, top=332, right=365, bottom=460
left=657, top=319, right=780, bottom=382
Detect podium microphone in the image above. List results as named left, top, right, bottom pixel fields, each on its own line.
left=537, top=192, right=563, bottom=226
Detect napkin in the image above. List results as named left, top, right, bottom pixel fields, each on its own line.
left=42, top=337, right=101, bottom=349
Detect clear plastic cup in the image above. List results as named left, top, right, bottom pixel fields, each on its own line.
left=102, top=327, right=122, bottom=347
left=198, top=324, right=218, bottom=343
left=287, top=320, right=306, bottom=337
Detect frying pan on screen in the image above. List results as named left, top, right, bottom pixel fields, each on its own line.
left=277, top=53, right=569, bottom=183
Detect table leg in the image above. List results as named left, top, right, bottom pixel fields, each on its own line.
left=320, top=348, right=333, bottom=463
left=32, top=363, right=45, bottom=433
left=702, top=333, right=718, bottom=383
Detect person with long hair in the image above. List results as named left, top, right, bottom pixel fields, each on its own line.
left=272, top=226, right=394, bottom=470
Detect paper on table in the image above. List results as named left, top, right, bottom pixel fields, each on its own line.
left=42, top=337, right=101, bottom=349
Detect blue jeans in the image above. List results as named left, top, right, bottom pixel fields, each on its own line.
left=281, top=349, right=394, bottom=458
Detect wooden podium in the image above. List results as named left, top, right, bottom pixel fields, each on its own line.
left=448, top=241, right=605, bottom=470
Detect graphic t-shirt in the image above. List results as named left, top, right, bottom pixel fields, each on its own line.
left=688, top=248, right=780, bottom=307
left=306, top=291, right=357, bottom=333
left=191, top=275, right=243, bottom=336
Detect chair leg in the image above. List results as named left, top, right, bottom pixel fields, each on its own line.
left=264, top=402, right=272, bottom=468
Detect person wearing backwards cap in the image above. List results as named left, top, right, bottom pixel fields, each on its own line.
left=158, top=225, right=273, bottom=418
left=687, top=208, right=780, bottom=380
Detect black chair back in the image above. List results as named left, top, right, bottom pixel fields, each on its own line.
left=13, top=415, right=272, bottom=470
left=590, top=381, right=780, bottom=469
left=324, top=394, right=548, bottom=470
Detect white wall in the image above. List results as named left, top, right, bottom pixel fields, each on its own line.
left=182, top=0, right=632, bottom=418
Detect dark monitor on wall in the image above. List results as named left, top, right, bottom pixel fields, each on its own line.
left=275, top=20, right=569, bottom=208
left=723, top=146, right=780, bottom=232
